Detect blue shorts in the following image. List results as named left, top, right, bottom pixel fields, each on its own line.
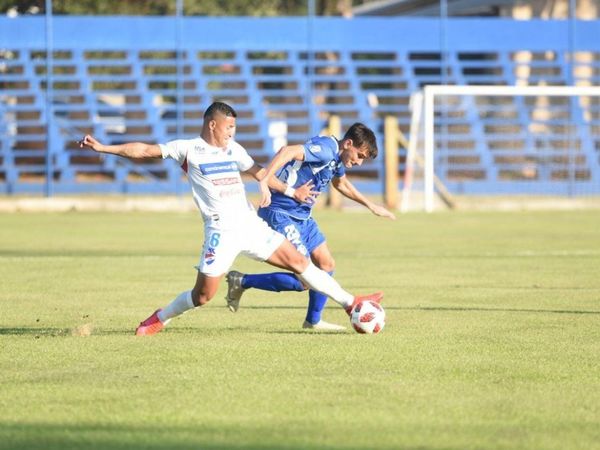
left=257, top=208, right=325, bottom=257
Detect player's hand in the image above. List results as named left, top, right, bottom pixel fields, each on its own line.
left=78, top=135, right=103, bottom=152
left=370, top=204, right=396, bottom=220
left=294, top=180, right=320, bottom=204
left=259, top=180, right=272, bottom=208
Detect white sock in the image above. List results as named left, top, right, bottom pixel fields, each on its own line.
left=157, top=290, right=195, bottom=323
left=298, top=263, right=353, bottom=308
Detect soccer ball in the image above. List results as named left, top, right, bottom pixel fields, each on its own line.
left=350, top=301, right=385, bottom=334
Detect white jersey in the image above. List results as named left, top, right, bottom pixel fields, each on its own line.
left=160, top=137, right=256, bottom=227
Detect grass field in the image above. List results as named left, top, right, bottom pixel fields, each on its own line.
left=1, top=209, right=599, bottom=450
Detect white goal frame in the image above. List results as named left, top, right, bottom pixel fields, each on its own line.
left=420, top=84, right=600, bottom=212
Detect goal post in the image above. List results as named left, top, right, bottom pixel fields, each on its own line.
left=410, top=84, right=600, bottom=212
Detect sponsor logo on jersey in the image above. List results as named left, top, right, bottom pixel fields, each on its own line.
left=311, top=163, right=330, bottom=174
left=308, top=144, right=322, bottom=153
left=199, top=161, right=238, bottom=175
left=204, top=247, right=216, bottom=265
left=219, top=186, right=243, bottom=198
left=212, top=177, right=240, bottom=186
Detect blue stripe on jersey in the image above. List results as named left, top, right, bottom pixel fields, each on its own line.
left=268, top=135, right=345, bottom=220
left=199, top=161, right=238, bottom=175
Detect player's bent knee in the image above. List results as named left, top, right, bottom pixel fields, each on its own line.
left=270, top=241, right=310, bottom=273
left=289, top=256, right=310, bottom=274
left=317, top=258, right=335, bottom=273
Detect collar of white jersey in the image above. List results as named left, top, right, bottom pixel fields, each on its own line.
left=197, top=136, right=236, bottom=154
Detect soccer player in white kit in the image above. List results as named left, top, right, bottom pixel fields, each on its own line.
left=79, top=102, right=382, bottom=335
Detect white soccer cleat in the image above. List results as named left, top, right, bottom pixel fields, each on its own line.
left=302, top=320, right=346, bottom=331
left=225, top=270, right=246, bottom=312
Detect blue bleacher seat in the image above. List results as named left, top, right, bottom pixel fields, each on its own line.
left=1, top=17, right=599, bottom=195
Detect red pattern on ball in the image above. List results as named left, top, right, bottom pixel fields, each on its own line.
left=359, top=312, right=376, bottom=323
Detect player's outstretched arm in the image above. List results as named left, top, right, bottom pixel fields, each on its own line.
left=332, top=175, right=396, bottom=220
left=78, top=134, right=162, bottom=159
left=258, top=144, right=305, bottom=207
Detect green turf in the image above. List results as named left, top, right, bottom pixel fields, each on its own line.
left=1, top=209, right=599, bottom=450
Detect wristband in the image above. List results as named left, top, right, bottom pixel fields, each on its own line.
left=284, top=185, right=296, bottom=198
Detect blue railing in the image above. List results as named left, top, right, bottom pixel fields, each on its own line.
left=1, top=17, right=599, bottom=196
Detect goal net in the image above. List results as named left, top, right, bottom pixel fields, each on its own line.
left=402, top=85, right=600, bottom=212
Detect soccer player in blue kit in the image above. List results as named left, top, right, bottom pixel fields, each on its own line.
left=225, top=123, right=396, bottom=330
left=80, top=104, right=384, bottom=336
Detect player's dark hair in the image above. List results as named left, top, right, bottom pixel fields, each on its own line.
left=204, top=101, right=237, bottom=120
left=342, top=122, right=378, bottom=158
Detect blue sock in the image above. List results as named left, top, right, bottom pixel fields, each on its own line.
left=241, top=272, right=304, bottom=292
left=305, top=271, right=333, bottom=324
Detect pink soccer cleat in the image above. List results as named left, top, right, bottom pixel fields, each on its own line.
left=135, top=309, right=166, bottom=336
left=345, top=291, right=384, bottom=316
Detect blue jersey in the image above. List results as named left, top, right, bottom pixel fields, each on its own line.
left=268, top=135, right=346, bottom=220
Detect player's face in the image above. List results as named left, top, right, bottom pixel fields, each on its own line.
left=209, top=113, right=236, bottom=148
left=340, top=140, right=369, bottom=169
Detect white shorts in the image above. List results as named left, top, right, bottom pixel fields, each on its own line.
left=196, top=213, right=285, bottom=276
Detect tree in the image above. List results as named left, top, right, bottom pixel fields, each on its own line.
left=0, top=0, right=312, bottom=16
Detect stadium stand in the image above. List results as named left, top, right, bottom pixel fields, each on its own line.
left=0, top=17, right=599, bottom=195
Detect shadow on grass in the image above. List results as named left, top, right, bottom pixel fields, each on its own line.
left=2, top=305, right=597, bottom=338
left=395, top=306, right=600, bottom=315
left=267, top=330, right=349, bottom=335
left=0, top=422, right=323, bottom=450
left=0, top=327, right=134, bottom=337
left=0, top=326, right=261, bottom=337
left=0, top=327, right=72, bottom=337
left=244, top=305, right=600, bottom=315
